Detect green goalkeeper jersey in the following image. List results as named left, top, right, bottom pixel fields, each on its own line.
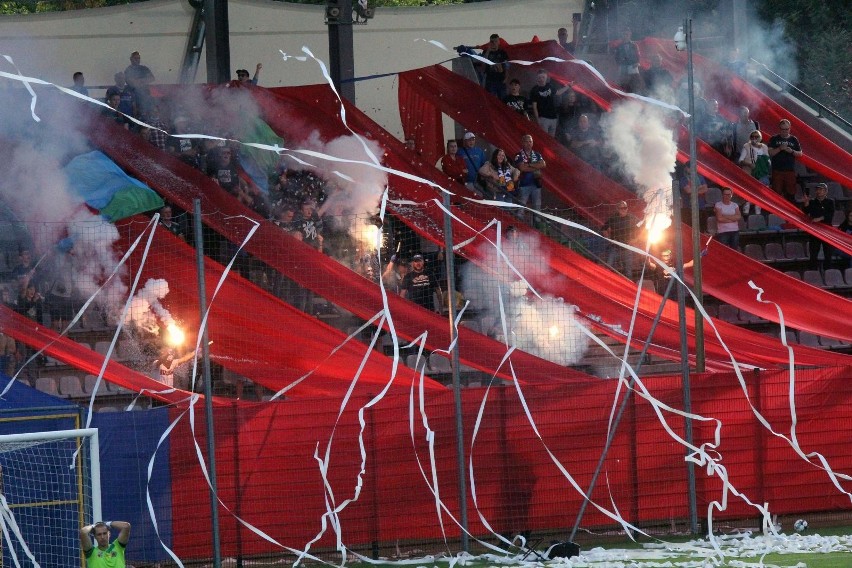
left=85, top=540, right=126, bottom=568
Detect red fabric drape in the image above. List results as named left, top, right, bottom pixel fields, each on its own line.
left=398, top=81, right=445, bottom=166
left=253, top=84, right=852, bottom=367
left=640, top=37, right=852, bottom=188
left=0, top=307, right=207, bottom=405
left=77, top=104, right=595, bottom=387
left=169, top=366, right=852, bottom=555
left=498, top=41, right=852, bottom=255
left=396, top=62, right=852, bottom=344
left=115, top=218, right=445, bottom=397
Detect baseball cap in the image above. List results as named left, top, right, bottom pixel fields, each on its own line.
left=463, top=132, right=476, bottom=140
left=617, top=200, right=628, bottom=208
left=411, top=254, right=424, bottom=261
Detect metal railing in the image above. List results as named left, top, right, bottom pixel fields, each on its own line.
left=750, top=57, right=851, bottom=132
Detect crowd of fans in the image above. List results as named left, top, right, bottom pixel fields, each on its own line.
left=447, top=26, right=844, bottom=284
left=2, top=30, right=838, bottom=389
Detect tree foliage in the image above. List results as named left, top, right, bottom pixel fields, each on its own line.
left=755, top=0, right=851, bottom=121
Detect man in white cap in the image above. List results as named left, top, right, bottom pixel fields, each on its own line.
left=459, top=132, right=487, bottom=194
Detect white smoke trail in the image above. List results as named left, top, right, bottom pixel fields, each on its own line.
left=462, top=231, right=588, bottom=366
left=125, top=278, right=174, bottom=335
left=600, top=100, right=678, bottom=241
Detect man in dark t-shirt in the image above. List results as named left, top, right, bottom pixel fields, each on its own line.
left=601, top=200, right=640, bottom=280
left=481, top=33, right=510, bottom=99
left=400, top=254, right=438, bottom=311
left=767, top=118, right=803, bottom=202
left=502, top=79, right=530, bottom=119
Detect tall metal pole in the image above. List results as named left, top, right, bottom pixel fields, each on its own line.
left=685, top=16, right=705, bottom=372
left=673, top=180, right=699, bottom=535
left=327, top=0, right=357, bottom=104
left=442, top=192, right=468, bottom=552
left=193, top=199, right=222, bottom=568
left=203, top=0, right=230, bottom=83
left=569, top=266, right=680, bottom=542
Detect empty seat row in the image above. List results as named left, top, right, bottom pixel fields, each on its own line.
left=716, top=304, right=768, bottom=325
left=33, top=375, right=129, bottom=398
left=786, top=268, right=852, bottom=289
left=784, top=330, right=851, bottom=350
left=742, top=242, right=810, bottom=262
left=706, top=212, right=845, bottom=236
left=404, top=353, right=480, bottom=377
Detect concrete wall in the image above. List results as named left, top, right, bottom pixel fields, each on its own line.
left=0, top=0, right=582, bottom=137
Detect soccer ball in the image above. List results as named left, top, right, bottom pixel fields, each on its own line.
left=793, top=519, right=808, bottom=533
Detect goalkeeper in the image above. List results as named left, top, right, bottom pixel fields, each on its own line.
left=79, top=521, right=131, bottom=568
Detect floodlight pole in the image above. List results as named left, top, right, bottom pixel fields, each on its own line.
left=327, top=0, right=357, bottom=104
left=203, top=0, right=231, bottom=83
left=194, top=199, right=222, bottom=568
left=442, top=191, right=469, bottom=552
left=569, top=260, right=678, bottom=542
left=684, top=16, right=705, bottom=373
left=673, top=181, right=699, bottom=535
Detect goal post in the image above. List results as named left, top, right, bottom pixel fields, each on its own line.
left=0, top=428, right=101, bottom=568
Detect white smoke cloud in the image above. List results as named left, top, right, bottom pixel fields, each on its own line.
left=600, top=100, right=677, bottom=240
left=0, top=139, right=131, bottom=322
left=125, top=278, right=174, bottom=335
left=462, top=230, right=588, bottom=366
left=743, top=17, right=798, bottom=86
left=302, top=134, right=387, bottom=252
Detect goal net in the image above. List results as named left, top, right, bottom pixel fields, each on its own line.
left=0, top=429, right=101, bottom=568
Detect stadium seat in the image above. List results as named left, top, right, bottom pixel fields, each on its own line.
left=823, top=269, right=846, bottom=288
left=58, top=375, right=85, bottom=398
left=826, top=182, right=846, bottom=203
left=93, top=341, right=111, bottom=357
left=845, top=268, right=852, bottom=286
left=784, top=330, right=799, bottom=345
left=803, top=270, right=825, bottom=288
left=746, top=215, right=767, bottom=232
left=783, top=270, right=801, bottom=280
left=717, top=304, right=741, bottom=323
left=739, top=309, right=766, bottom=324
left=705, top=187, right=722, bottom=206
left=83, top=374, right=101, bottom=395
left=97, top=406, right=120, bottom=413
left=831, top=209, right=846, bottom=227
left=797, top=332, right=822, bottom=348
left=458, top=319, right=481, bottom=334
left=784, top=242, right=808, bottom=261
left=764, top=242, right=785, bottom=262
left=706, top=216, right=718, bottom=235
left=819, top=335, right=844, bottom=349
left=34, top=377, right=59, bottom=396
left=428, top=353, right=452, bottom=374
left=743, top=243, right=766, bottom=261
left=767, top=214, right=786, bottom=229
left=405, top=354, right=428, bottom=374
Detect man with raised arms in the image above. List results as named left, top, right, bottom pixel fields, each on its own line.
left=80, top=521, right=131, bottom=568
